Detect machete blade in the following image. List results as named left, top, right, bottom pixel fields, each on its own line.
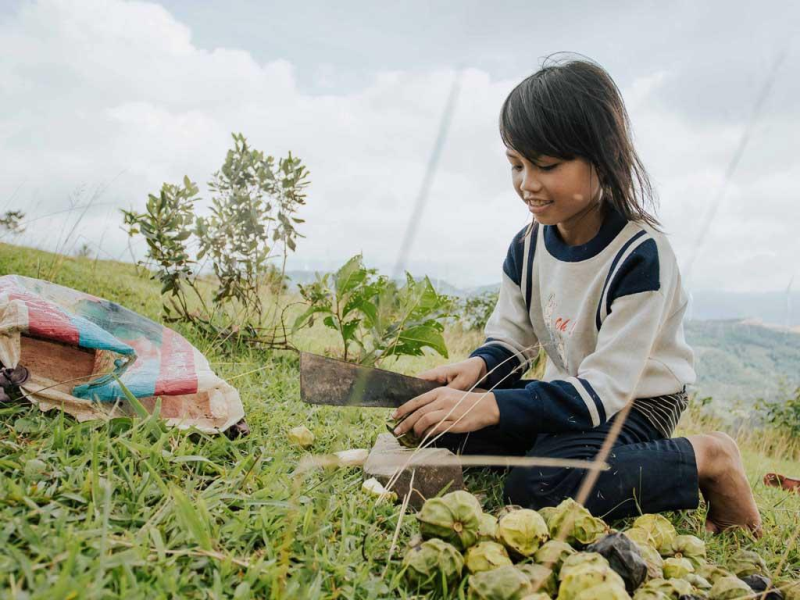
left=299, top=351, right=440, bottom=408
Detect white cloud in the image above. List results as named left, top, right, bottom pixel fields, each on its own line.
left=1, top=0, right=797, bottom=293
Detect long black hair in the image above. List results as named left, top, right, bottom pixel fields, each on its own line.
left=500, top=54, right=659, bottom=228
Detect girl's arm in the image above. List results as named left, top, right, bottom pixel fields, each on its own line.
left=470, top=227, right=540, bottom=390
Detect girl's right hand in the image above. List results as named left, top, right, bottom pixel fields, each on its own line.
left=417, top=357, right=488, bottom=391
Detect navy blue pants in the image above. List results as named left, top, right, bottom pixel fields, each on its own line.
left=435, top=408, right=700, bottom=520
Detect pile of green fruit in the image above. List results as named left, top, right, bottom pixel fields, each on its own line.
left=400, top=490, right=799, bottom=599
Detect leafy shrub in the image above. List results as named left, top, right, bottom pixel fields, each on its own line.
left=758, top=386, right=800, bottom=437
left=0, top=210, right=25, bottom=236
left=195, top=133, right=307, bottom=324
left=74, top=243, right=93, bottom=259
left=122, top=133, right=309, bottom=345
left=459, top=290, right=499, bottom=331
left=292, top=255, right=454, bottom=366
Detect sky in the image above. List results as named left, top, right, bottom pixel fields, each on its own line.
left=0, top=0, right=798, bottom=292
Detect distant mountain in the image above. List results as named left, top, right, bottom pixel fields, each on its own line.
left=688, top=290, right=799, bottom=329
left=685, top=319, right=800, bottom=406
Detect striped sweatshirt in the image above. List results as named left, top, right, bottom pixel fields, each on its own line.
left=470, top=208, right=696, bottom=439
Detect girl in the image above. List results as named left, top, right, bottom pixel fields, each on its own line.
left=392, top=56, right=761, bottom=533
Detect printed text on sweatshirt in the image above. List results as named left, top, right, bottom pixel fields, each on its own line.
left=470, top=209, right=696, bottom=439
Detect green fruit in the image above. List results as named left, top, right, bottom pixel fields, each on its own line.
left=520, top=594, right=552, bottom=600
left=287, top=426, right=314, bottom=448
left=632, top=590, right=669, bottom=600
left=573, top=581, right=632, bottom=600
left=637, top=544, right=664, bottom=580
left=497, top=509, right=549, bottom=558
left=631, top=515, right=676, bottom=556
left=418, top=490, right=483, bottom=551
left=560, top=553, right=610, bottom=580
left=662, top=578, right=693, bottom=597
left=728, top=549, right=768, bottom=578
left=549, top=499, right=608, bottom=545
left=636, top=577, right=693, bottom=600
left=539, top=506, right=559, bottom=529
left=534, top=540, right=576, bottom=575
left=517, top=563, right=557, bottom=597
left=403, top=538, right=464, bottom=591
left=696, top=564, right=734, bottom=585
left=708, top=576, right=753, bottom=599
left=468, top=564, right=534, bottom=600
left=662, top=557, right=694, bottom=579
left=478, top=513, right=499, bottom=542
left=670, top=535, right=706, bottom=564
left=684, top=573, right=712, bottom=591
left=465, top=541, right=513, bottom=574
left=624, top=528, right=656, bottom=550
left=557, top=565, right=626, bottom=600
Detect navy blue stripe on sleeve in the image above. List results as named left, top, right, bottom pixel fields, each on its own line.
left=470, top=339, right=524, bottom=390
left=502, top=226, right=529, bottom=287
left=595, top=230, right=647, bottom=329
left=493, top=380, right=595, bottom=435
left=605, top=238, right=661, bottom=317
left=524, top=223, right=538, bottom=312
left=577, top=377, right=607, bottom=424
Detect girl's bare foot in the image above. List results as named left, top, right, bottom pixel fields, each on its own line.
left=687, top=432, right=762, bottom=536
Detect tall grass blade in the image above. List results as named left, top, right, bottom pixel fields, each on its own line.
left=170, top=485, right=213, bottom=551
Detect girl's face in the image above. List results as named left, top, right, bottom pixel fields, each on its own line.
left=505, top=146, right=602, bottom=233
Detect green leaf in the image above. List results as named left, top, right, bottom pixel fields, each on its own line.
left=396, top=325, right=448, bottom=358
left=334, top=255, right=366, bottom=297
left=341, top=318, right=360, bottom=342
left=342, top=288, right=371, bottom=318
left=356, top=300, right=378, bottom=328
left=291, top=305, right=332, bottom=333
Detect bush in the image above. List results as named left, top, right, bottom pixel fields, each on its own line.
left=292, top=255, right=454, bottom=366
left=459, top=290, right=499, bottom=332
left=122, top=133, right=309, bottom=346
left=758, top=386, right=800, bottom=437
left=0, top=210, right=25, bottom=236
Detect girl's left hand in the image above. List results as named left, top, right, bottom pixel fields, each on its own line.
left=391, top=387, right=500, bottom=439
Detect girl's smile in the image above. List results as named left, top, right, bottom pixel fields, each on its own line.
left=525, top=197, right=554, bottom=213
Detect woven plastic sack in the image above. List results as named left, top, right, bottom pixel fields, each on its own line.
left=0, top=275, right=244, bottom=433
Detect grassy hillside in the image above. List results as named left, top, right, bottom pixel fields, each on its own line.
left=0, top=243, right=798, bottom=599
left=685, top=320, right=800, bottom=407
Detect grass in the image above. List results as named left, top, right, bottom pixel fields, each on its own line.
left=0, top=242, right=798, bottom=599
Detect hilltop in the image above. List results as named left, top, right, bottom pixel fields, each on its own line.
left=0, top=242, right=797, bottom=598
left=686, top=319, right=800, bottom=406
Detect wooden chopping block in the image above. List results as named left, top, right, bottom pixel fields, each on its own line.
left=363, top=433, right=464, bottom=509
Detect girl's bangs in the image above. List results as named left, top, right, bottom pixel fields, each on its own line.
left=499, top=83, right=576, bottom=163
